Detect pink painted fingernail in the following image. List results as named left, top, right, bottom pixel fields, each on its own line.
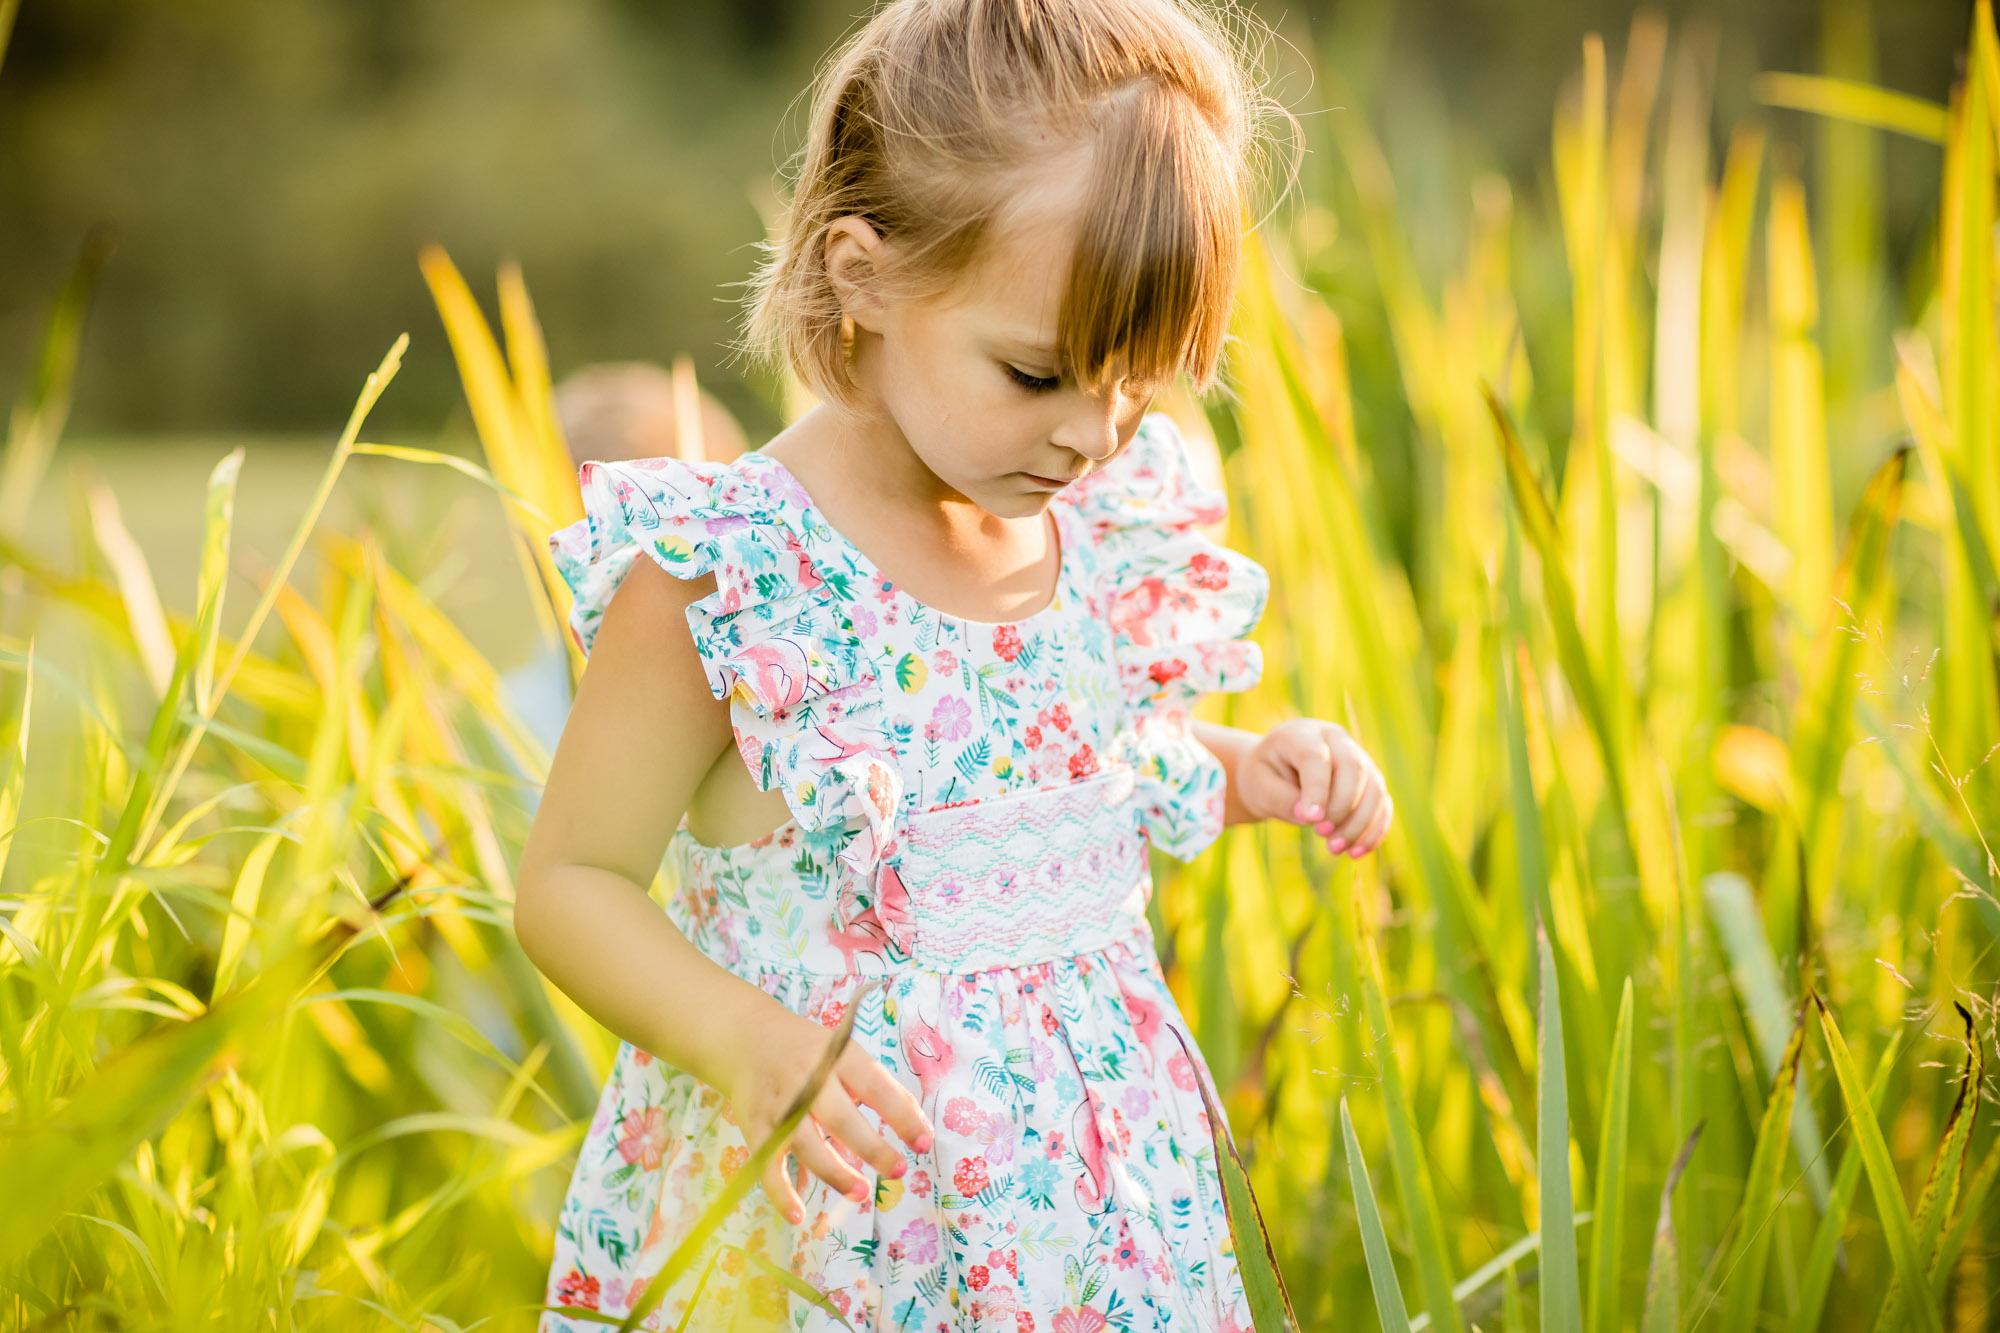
left=1326, top=837, right=1347, bottom=854
left=914, top=1132, right=934, bottom=1153
left=1303, top=804, right=1324, bottom=822
left=890, top=1159, right=908, bottom=1178
left=1314, top=820, right=1335, bottom=837
left=789, top=1207, right=803, bottom=1224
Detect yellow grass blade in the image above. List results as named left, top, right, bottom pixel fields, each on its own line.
left=1752, top=73, right=1948, bottom=144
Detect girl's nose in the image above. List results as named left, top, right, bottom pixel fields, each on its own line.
left=1052, top=382, right=1131, bottom=462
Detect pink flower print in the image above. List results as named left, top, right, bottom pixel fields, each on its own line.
left=874, top=575, right=896, bottom=603
left=896, top=1218, right=940, bottom=1264
left=931, top=694, right=973, bottom=741
left=1111, top=1108, right=1130, bottom=1150
left=781, top=531, right=824, bottom=591
left=735, top=638, right=812, bottom=709
left=1067, top=744, right=1099, bottom=780
left=977, top=1111, right=1016, bottom=1164
left=968, top=1265, right=990, bottom=1290
left=1045, top=1130, right=1065, bottom=1158
left=1115, top=978, right=1162, bottom=1050
left=1148, top=657, right=1188, bottom=687
left=1168, top=1050, right=1198, bottom=1091
left=616, top=1106, right=669, bottom=1171
left=850, top=603, right=878, bottom=637
left=1122, top=1084, right=1153, bottom=1122
left=942, top=1096, right=982, bottom=1135
left=903, top=1017, right=957, bottom=1100
left=1024, top=724, right=1043, bottom=750
left=1109, top=1229, right=1140, bottom=1269
left=720, top=1144, right=749, bottom=1178
left=1110, top=579, right=1167, bottom=647
left=908, top=1168, right=933, bottom=1197
left=1049, top=702, right=1071, bottom=732
left=992, top=623, right=1024, bottom=661
left=1070, top=1100, right=1111, bottom=1213
left=953, top=1156, right=990, bottom=1197
left=931, top=648, right=959, bottom=675
left=1052, top=1309, right=1108, bottom=1333
left=1018, top=1314, right=1037, bottom=1333
left=1187, top=550, right=1230, bottom=590
left=923, top=721, right=942, bottom=743
left=1040, top=1006, right=1059, bottom=1035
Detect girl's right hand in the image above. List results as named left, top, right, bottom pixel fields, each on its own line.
left=721, top=1002, right=935, bottom=1225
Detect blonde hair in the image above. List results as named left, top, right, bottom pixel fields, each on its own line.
left=743, top=0, right=1287, bottom=410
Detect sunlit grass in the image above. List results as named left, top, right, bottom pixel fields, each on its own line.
left=3, top=4, right=1998, bottom=1332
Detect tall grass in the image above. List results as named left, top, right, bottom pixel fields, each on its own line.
left=2, top=3, right=1996, bottom=1331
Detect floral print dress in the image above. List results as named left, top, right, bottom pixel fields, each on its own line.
left=541, top=414, right=1268, bottom=1332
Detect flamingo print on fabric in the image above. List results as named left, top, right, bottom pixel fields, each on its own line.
left=542, top=414, right=1267, bottom=1331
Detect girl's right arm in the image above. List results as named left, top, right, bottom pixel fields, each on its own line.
left=514, top=556, right=932, bottom=1223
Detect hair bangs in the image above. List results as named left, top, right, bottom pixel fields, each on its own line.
left=1056, top=79, right=1240, bottom=395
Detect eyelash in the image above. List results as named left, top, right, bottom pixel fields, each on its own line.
left=1006, top=365, right=1062, bottom=393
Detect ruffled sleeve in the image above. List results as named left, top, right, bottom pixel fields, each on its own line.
left=1062, top=413, right=1268, bottom=860
left=549, top=456, right=903, bottom=877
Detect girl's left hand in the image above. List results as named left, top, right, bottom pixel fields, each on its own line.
left=1237, top=719, right=1393, bottom=858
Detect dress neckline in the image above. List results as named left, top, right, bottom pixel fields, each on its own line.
left=742, top=451, right=1079, bottom=629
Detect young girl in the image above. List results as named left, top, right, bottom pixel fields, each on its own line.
left=518, top=1, right=1392, bottom=1327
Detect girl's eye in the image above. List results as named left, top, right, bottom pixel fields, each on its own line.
left=1006, top=365, right=1062, bottom=393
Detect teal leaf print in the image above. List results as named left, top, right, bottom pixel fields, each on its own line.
left=953, top=737, right=992, bottom=783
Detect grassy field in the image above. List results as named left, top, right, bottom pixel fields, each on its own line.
left=4, top=4, right=1999, bottom=1332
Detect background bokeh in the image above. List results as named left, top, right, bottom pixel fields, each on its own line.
left=0, top=0, right=1971, bottom=443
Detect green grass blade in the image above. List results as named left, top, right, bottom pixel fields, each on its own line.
left=1814, top=1000, right=1944, bottom=1333
left=1410, top=1213, right=1598, bottom=1333
left=0, top=928, right=322, bottom=1266
left=1704, top=871, right=1833, bottom=1208
left=1587, top=979, right=1633, bottom=1333
left=1792, top=1035, right=1901, bottom=1333
left=1344, top=1097, right=1414, bottom=1333
left=1641, top=1124, right=1704, bottom=1333
left=1180, top=1026, right=1300, bottom=1332
left=1537, top=926, right=1583, bottom=1333
left=1875, top=1005, right=1983, bottom=1331
left=0, top=226, right=112, bottom=535
left=1359, top=930, right=1468, bottom=1333
left=1716, top=1008, right=1809, bottom=1333
left=1487, top=386, right=1632, bottom=829
left=1932, top=1139, right=1999, bottom=1301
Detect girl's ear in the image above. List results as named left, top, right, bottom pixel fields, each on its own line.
left=824, top=216, right=890, bottom=334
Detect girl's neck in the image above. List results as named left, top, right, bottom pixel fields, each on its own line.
left=762, top=404, right=1063, bottom=623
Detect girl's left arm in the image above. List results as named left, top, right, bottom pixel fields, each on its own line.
left=1192, top=719, right=1394, bottom=858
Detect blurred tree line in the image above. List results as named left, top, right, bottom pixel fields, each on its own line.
left=0, top=0, right=1970, bottom=442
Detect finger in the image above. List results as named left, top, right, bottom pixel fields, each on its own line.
left=1331, top=776, right=1382, bottom=847
left=792, top=1119, right=870, bottom=1203
left=817, top=1082, right=909, bottom=1181
left=1350, top=796, right=1394, bottom=857
left=843, top=1053, right=935, bottom=1154
left=761, top=1150, right=805, bottom=1225
left=1289, top=730, right=1337, bottom=825
left=1316, top=752, right=1364, bottom=839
